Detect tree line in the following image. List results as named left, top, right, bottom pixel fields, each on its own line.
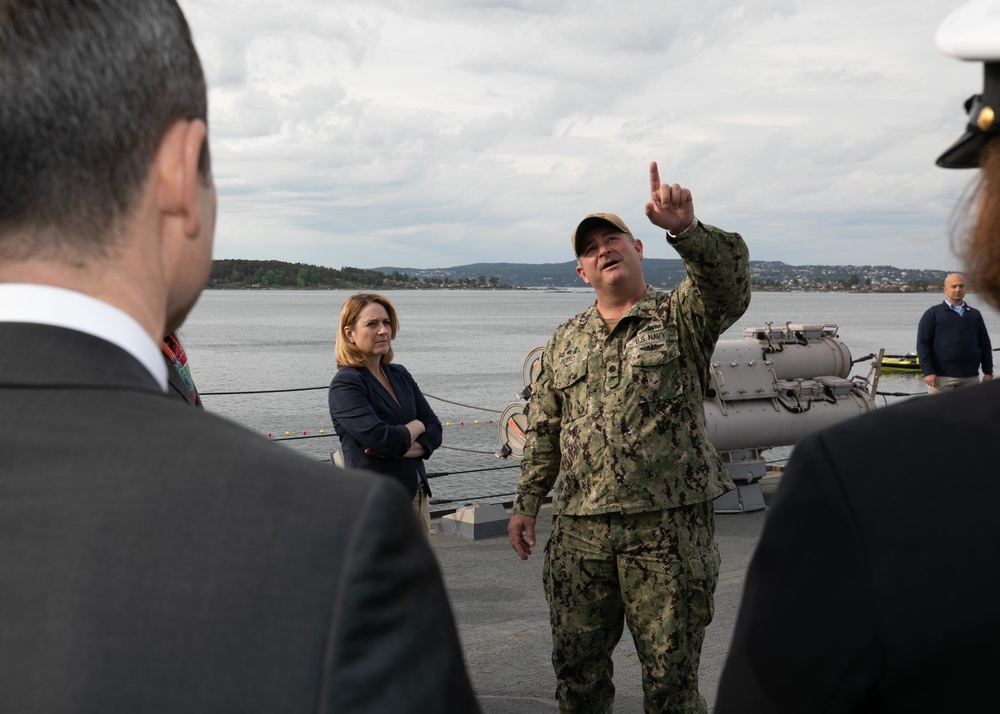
left=209, top=259, right=513, bottom=289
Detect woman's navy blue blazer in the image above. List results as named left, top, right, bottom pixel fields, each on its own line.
left=328, top=363, right=442, bottom=498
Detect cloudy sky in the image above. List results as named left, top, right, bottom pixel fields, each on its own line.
left=180, top=0, right=981, bottom=272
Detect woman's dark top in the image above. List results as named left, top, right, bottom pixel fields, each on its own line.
left=328, top=363, right=442, bottom=498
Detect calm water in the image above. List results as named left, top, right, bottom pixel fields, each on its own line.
left=180, top=289, right=1000, bottom=509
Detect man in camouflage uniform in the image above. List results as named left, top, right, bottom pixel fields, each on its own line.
left=508, top=161, right=751, bottom=714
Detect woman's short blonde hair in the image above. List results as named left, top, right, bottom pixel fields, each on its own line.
left=335, top=293, right=399, bottom=368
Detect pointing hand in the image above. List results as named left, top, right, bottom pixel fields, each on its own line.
left=644, top=161, right=694, bottom=234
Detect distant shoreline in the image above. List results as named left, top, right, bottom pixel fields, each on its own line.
left=204, top=284, right=945, bottom=294
left=210, top=258, right=952, bottom=293
left=205, top=284, right=526, bottom=291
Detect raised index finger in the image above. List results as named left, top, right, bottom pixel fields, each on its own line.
left=649, top=160, right=661, bottom=198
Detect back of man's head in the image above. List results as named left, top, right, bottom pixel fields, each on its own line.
left=0, top=0, right=209, bottom=261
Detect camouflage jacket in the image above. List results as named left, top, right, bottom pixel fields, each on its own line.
left=513, top=221, right=751, bottom=518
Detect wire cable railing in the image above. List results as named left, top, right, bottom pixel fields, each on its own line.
left=200, top=351, right=943, bottom=506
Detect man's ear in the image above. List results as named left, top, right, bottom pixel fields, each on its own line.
left=633, top=238, right=643, bottom=260
left=155, top=118, right=209, bottom=238
left=575, top=264, right=591, bottom=285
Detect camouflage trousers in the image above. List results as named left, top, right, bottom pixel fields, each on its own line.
left=542, top=503, right=719, bottom=714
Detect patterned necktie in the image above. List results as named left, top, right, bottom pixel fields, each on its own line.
left=161, top=332, right=198, bottom=405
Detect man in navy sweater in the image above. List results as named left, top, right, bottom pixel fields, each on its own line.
left=916, top=273, right=993, bottom=393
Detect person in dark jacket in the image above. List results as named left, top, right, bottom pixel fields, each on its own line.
left=916, top=272, right=993, bottom=392
left=716, top=3, right=1000, bottom=712
left=329, top=293, right=442, bottom=536
left=0, top=3, right=478, bottom=710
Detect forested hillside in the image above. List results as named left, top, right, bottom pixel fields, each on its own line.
left=209, top=259, right=515, bottom=289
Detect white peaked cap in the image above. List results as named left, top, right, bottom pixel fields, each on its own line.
left=935, top=1, right=1000, bottom=168
left=937, top=0, right=1000, bottom=61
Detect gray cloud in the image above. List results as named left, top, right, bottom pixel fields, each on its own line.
left=180, top=0, right=975, bottom=272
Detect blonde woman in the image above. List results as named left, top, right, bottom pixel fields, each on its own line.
left=328, top=293, right=441, bottom=536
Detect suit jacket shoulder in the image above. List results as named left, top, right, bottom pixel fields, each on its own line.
left=718, top=382, right=1000, bottom=713
left=0, top=325, right=478, bottom=713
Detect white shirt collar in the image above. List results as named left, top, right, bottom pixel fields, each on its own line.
left=0, top=284, right=168, bottom=391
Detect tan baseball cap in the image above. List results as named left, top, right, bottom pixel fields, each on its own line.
left=570, top=212, right=633, bottom=256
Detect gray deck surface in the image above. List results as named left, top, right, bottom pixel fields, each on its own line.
left=430, top=492, right=771, bottom=714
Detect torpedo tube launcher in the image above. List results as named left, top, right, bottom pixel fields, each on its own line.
left=704, top=323, right=876, bottom=511
left=499, top=323, right=877, bottom=513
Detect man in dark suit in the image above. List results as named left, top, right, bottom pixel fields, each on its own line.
left=0, top=2, right=479, bottom=712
